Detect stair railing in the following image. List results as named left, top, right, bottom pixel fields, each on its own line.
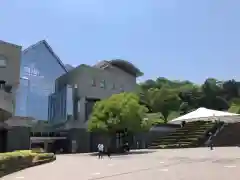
left=204, top=123, right=225, bottom=146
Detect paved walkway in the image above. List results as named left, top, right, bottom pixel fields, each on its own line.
left=2, top=147, right=240, bottom=180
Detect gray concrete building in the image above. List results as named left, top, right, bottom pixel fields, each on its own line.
left=47, top=60, right=143, bottom=152
left=0, top=39, right=144, bottom=153
left=50, top=60, right=142, bottom=124
left=0, top=40, right=22, bottom=152
left=0, top=41, right=21, bottom=118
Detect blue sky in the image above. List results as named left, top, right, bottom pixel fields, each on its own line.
left=1, top=0, right=240, bottom=83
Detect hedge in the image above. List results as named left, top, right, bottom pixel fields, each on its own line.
left=0, top=150, right=56, bottom=178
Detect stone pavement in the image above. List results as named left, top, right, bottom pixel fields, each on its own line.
left=2, top=147, right=240, bottom=180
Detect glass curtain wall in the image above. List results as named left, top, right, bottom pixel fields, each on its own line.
left=48, top=87, right=66, bottom=124
left=15, top=44, right=67, bottom=121
left=15, top=77, right=29, bottom=116
left=48, top=85, right=74, bottom=124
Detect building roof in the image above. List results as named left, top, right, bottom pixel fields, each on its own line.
left=0, top=40, right=22, bottom=48
left=65, top=64, right=74, bottom=71
left=22, top=40, right=68, bottom=72
left=95, top=59, right=143, bottom=77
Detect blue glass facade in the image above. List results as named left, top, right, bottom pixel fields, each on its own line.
left=48, top=85, right=74, bottom=124
left=15, top=77, right=29, bottom=116
left=15, top=42, right=67, bottom=121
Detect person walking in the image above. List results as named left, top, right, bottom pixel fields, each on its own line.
left=97, top=143, right=104, bottom=159
left=106, top=146, right=111, bottom=159
left=208, top=131, right=213, bottom=150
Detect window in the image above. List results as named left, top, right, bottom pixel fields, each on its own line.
left=100, top=80, right=106, bottom=88
left=31, top=67, right=40, bottom=76
left=24, top=66, right=31, bottom=74
left=0, top=81, right=5, bottom=89
left=66, top=85, right=73, bottom=120
left=91, top=78, right=96, bottom=87
left=0, top=55, right=7, bottom=68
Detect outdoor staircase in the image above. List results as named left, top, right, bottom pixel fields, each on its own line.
left=149, top=121, right=217, bottom=149
left=211, top=122, right=240, bottom=147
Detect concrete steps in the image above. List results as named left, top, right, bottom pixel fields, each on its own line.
left=149, top=121, right=216, bottom=149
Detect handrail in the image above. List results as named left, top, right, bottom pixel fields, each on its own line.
left=204, top=123, right=225, bottom=145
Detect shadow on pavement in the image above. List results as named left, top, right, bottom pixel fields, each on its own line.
left=89, top=150, right=156, bottom=157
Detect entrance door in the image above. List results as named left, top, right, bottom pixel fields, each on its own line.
left=0, top=129, right=7, bottom=152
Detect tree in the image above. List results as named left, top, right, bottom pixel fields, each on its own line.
left=178, top=86, right=203, bottom=112
left=200, top=78, right=229, bottom=110
left=228, top=98, right=240, bottom=113
left=88, top=93, right=148, bottom=134
left=222, top=80, right=239, bottom=100
left=138, top=77, right=240, bottom=118
left=147, top=88, right=181, bottom=123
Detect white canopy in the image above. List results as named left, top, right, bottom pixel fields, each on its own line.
left=170, top=107, right=240, bottom=124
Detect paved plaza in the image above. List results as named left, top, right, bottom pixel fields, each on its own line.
left=2, top=147, right=240, bottom=180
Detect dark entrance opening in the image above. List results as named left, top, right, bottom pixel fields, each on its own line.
left=0, top=128, right=7, bottom=152
left=53, top=139, right=70, bottom=154
left=31, top=142, right=44, bottom=149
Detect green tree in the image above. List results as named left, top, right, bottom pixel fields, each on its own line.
left=200, top=78, right=229, bottom=110
left=228, top=98, right=240, bottom=113
left=139, top=77, right=240, bottom=118
left=88, top=93, right=148, bottom=134
left=178, top=86, right=203, bottom=113
left=147, top=88, right=181, bottom=123
left=222, top=80, right=239, bottom=100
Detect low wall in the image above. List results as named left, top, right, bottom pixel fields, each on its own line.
left=6, top=127, right=31, bottom=151
left=147, top=124, right=180, bottom=145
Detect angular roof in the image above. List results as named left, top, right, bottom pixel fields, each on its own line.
left=22, top=40, right=68, bottom=72
left=95, top=59, right=143, bottom=77
left=0, top=40, right=22, bottom=48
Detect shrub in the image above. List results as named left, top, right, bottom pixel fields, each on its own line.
left=0, top=150, right=55, bottom=178
left=31, top=148, right=45, bottom=153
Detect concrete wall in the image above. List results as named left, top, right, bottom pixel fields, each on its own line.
left=0, top=90, right=14, bottom=115
left=67, top=128, right=90, bottom=153
left=0, top=41, right=21, bottom=114
left=0, top=41, right=21, bottom=89
left=148, top=125, right=179, bottom=145
left=55, top=64, right=137, bottom=126
left=6, top=127, right=30, bottom=151
left=57, top=64, right=137, bottom=99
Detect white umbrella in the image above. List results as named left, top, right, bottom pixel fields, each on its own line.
left=170, top=107, right=240, bottom=124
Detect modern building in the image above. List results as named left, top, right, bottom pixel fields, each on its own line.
left=0, top=41, right=21, bottom=117
left=46, top=60, right=143, bottom=152
left=0, top=39, right=143, bottom=153
left=49, top=60, right=142, bottom=124
left=0, top=40, right=22, bottom=152
left=15, top=40, right=68, bottom=120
